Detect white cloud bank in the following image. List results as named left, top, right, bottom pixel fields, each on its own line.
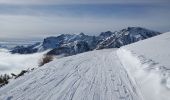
left=0, top=49, right=46, bottom=75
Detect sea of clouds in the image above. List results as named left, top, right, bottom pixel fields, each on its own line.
left=0, top=48, right=45, bottom=75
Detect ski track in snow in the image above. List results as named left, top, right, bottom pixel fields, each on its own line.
left=0, top=49, right=142, bottom=100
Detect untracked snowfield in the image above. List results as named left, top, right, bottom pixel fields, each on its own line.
left=0, top=49, right=143, bottom=100
left=117, top=32, right=170, bottom=100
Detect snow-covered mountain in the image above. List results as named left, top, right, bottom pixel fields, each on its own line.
left=0, top=30, right=169, bottom=100
left=42, top=33, right=97, bottom=50
left=11, top=42, right=41, bottom=54
left=47, top=41, right=90, bottom=56
left=10, top=27, right=161, bottom=56
left=96, top=27, right=161, bottom=49
left=11, top=33, right=98, bottom=54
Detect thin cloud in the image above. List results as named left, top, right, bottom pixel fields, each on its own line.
left=0, top=0, right=169, bottom=40
left=0, top=0, right=169, bottom=5
left=0, top=11, right=169, bottom=40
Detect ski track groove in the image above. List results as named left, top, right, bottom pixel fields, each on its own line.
left=0, top=49, right=143, bottom=100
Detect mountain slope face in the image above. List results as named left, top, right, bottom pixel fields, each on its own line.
left=96, top=27, right=161, bottom=49
left=11, top=33, right=98, bottom=54
left=117, top=32, right=170, bottom=100
left=0, top=49, right=143, bottom=100
left=47, top=41, right=90, bottom=56
left=42, top=33, right=97, bottom=50
left=11, top=42, right=41, bottom=54
left=11, top=27, right=161, bottom=55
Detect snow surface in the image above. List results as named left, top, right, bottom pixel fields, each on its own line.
left=117, top=32, right=170, bottom=100
left=0, top=32, right=170, bottom=100
left=122, top=32, right=170, bottom=68
left=0, top=49, right=143, bottom=100
left=0, top=49, right=46, bottom=75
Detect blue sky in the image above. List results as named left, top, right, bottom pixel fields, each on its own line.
left=0, top=0, right=169, bottom=40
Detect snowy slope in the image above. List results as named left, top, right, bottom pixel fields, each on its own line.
left=0, top=49, right=143, bottom=100
left=0, top=32, right=168, bottom=100
left=117, top=32, right=170, bottom=100
left=120, top=32, right=170, bottom=68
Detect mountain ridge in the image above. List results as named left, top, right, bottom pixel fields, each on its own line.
left=10, top=27, right=161, bottom=56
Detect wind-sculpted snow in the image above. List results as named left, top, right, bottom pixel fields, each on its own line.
left=0, top=49, right=142, bottom=100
